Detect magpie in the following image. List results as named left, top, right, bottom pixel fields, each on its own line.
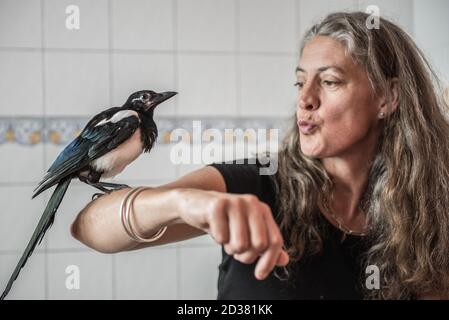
left=0, top=89, right=177, bottom=300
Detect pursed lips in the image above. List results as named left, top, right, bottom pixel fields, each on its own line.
left=297, top=120, right=319, bottom=134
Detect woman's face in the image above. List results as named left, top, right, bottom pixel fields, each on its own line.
left=296, top=36, right=382, bottom=158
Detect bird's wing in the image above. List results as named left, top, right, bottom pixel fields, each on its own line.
left=33, top=108, right=141, bottom=198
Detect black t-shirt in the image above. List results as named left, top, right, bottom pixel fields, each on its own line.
left=208, top=159, right=369, bottom=300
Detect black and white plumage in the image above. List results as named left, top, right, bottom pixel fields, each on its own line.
left=1, top=90, right=177, bottom=300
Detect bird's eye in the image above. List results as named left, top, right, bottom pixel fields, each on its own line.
left=142, top=93, right=150, bottom=100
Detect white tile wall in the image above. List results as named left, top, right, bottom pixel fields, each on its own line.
left=0, top=186, right=46, bottom=251
left=358, top=0, right=414, bottom=35
left=240, top=54, right=297, bottom=117
left=112, top=53, right=176, bottom=116
left=0, top=0, right=42, bottom=48
left=413, top=0, right=449, bottom=84
left=239, top=0, right=297, bottom=53
left=0, top=144, right=45, bottom=183
left=47, top=251, right=113, bottom=299
left=435, top=45, right=449, bottom=84
left=424, top=44, right=449, bottom=84
left=176, top=163, right=204, bottom=177
left=116, top=144, right=177, bottom=181
left=46, top=185, right=95, bottom=250
left=177, top=54, right=238, bottom=116
left=45, top=52, right=110, bottom=116
left=414, top=0, right=449, bottom=51
left=44, top=0, right=109, bottom=49
left=112, top=0, right=174, bottom=51
left=178, top=233, right=217, bottom=247
left=179, top=246, right=221, bottom=299
left=115, top=247, right=177, bottom=299
left=177, top=0, right=236, bottom=52
left=298, top=0, right=358, bottom=37
left=0, top=51, right=43, bottom=116
left=0, top=252, right=46, bottom=299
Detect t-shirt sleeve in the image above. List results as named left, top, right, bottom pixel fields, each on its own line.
left=208, top=159, right=269, bottom=198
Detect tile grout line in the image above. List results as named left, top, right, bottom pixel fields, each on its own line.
left=0, top=46, right=297, bottom=57
left=295, top=0, right=300, bottom=41
left=0, top=243, right=214, bottom=255
left=411, top=0, right=416, bottom=37
left=172, top=0, right=179, bottom=118
left=173, top=0, right=181, bottom=181
left=41, top=0, right=50, bottom=300
left=40, top=0, right=49, bottom=300
left=108, top=1, right=114, bottom=109
left=235, top=0, right=242, bottom=117
left=0, top=179, right=182, bottom=187
left=108, top=0, right=116, bottom=301
left=173, top=0, right=181, bottom=300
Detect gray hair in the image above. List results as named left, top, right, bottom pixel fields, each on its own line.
left=275, top=11, right=449, bottom=299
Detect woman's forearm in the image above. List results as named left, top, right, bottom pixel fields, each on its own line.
left=71, top=187, right=184, bottom=253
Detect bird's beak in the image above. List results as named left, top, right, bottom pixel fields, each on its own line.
left=149, top=91, right=178, bottom=108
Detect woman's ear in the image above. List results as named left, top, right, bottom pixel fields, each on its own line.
left=378, top=78, right=399, bottom=118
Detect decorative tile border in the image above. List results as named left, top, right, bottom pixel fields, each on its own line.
left=0, top=117, right=291, bottom=146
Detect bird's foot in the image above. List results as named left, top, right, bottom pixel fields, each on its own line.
left=111, top=184, right=129, bottom=191
left=92, top=192, right=106, bottom=201
left=103, top=183, right=130, bottom=191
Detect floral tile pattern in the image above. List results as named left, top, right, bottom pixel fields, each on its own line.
left=0, top=117, right=291, bottom=146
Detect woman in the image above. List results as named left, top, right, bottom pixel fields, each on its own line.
left=71, top=12, right=449, bottom=299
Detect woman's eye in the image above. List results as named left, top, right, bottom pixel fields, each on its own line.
left=294, top=82, right=304, bottom=89
left=322, top=80, right=340, bottom=87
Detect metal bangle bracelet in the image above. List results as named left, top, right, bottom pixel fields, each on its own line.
left=119, top=187, right=143, bottom=241
left=120, top=186, right=168, bottom=243
left=126, top=187, right=168, bottom=243
left=124, top=187, right=150, bottom=242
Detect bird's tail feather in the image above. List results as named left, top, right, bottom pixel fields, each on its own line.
left=1, top=177, right=72, bottom=300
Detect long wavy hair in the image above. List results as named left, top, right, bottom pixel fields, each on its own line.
left=274, top=11, right=449, bottom=299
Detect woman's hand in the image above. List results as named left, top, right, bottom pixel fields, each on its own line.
left=177, top=189, right=289, bottom=280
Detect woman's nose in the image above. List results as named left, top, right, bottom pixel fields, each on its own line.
left=298, top=86, right=319, bottom=111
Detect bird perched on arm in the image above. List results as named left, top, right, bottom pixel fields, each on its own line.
left=0, top=90, right=177, bottom=300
